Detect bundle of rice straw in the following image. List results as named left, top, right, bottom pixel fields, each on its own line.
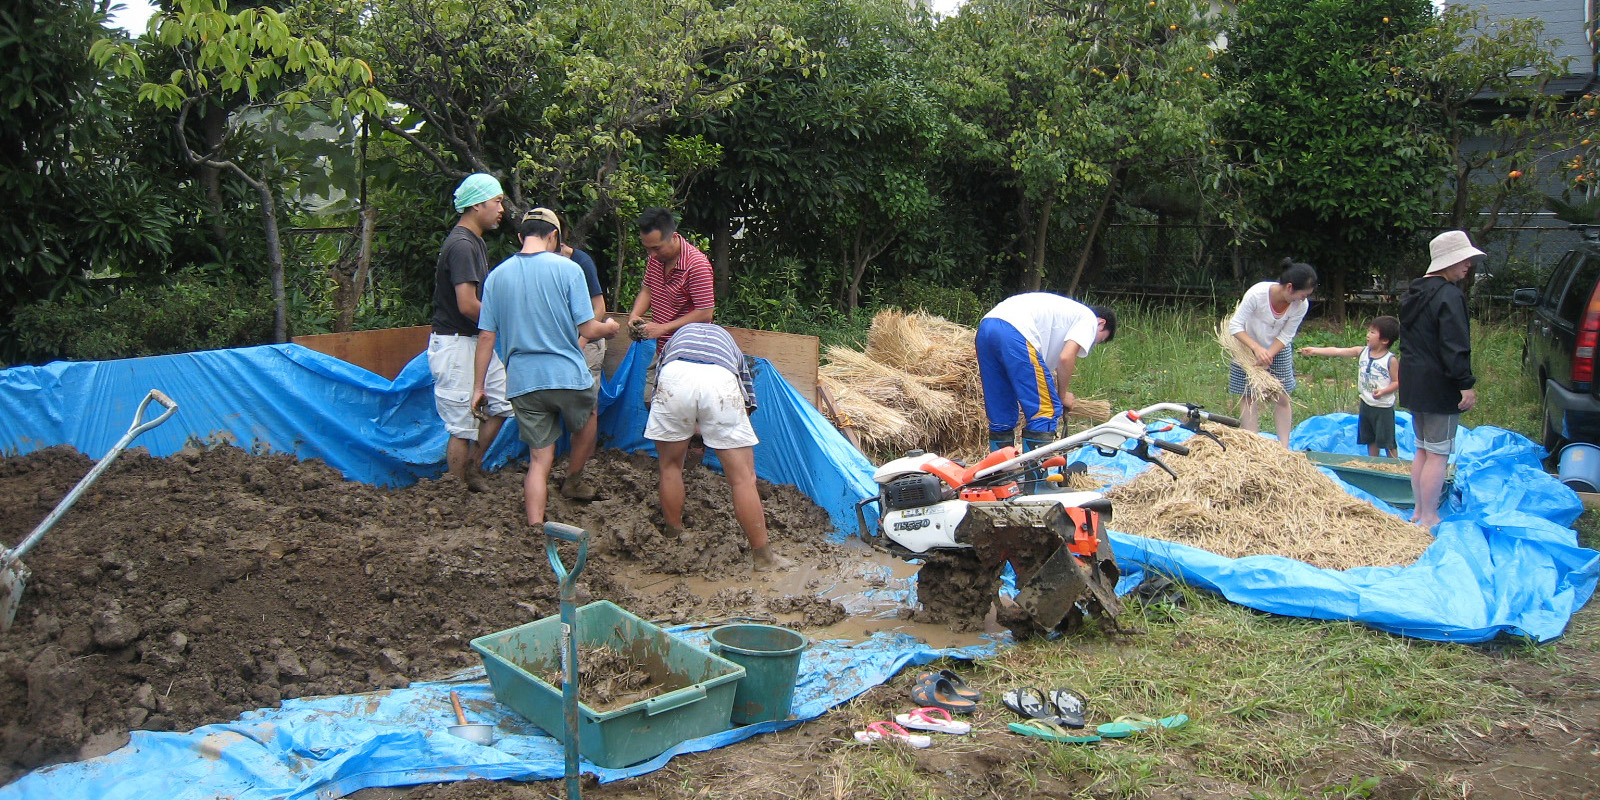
left=817, top=310, right=987, bottom=460
left=1104, top=425, right=1434, bottom=570
left=1217, top=320, right=1285, bottom=401
left=816, top=374, right=919, bottom=454
left=822, top=309, right=1119, bottom=461
left=1066, top=398, right=1112, bottom=423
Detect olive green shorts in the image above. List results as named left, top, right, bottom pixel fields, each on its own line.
left=509, top=383, right=599, bottom=450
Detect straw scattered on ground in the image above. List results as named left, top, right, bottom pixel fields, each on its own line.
left=1105, top=426, right=1434, bottom=570
left=1218, top=321, right=1286, bottom=402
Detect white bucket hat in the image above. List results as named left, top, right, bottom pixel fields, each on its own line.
left=1426, top=230, right=1486, bottom=275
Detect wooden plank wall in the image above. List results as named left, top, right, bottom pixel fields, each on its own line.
left=292, top=326, right=431, bottom=381
left=291, top=321, right=821, bottom=407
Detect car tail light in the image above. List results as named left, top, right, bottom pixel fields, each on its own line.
left=1575, top=283, right=1600, bottom=383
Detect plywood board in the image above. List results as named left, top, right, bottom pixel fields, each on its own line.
left=291, top=321, right=822, bottom=407
left=599, top=316, right=820, bottom=407
left=292, top=326, right=431, bottom=381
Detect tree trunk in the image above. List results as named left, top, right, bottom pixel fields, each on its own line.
left=611, top=215, right=627, bottom=305
left=711, top=212, right=732, bottom=301
left=1068, top=176, right=1117, bottom=296
left=1327, top=261, right=1346, bottom=323
left=254, top=180, right=286, bottom=342
left=1025, top=196, right=1053, bottom=292
left=200, top=103, right=229, bottom=247
left=335, top=206, right=377, bottom=333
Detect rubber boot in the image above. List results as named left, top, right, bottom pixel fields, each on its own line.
left=990, top=433, right=1015, bottom=454
left=1021, top=431, right=1055, bottom=493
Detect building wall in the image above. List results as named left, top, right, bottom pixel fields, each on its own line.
left=1452, top=0, right=1598, bottom=74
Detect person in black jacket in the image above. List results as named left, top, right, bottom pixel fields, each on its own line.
left=1398, top=230, right=1484, bottom=528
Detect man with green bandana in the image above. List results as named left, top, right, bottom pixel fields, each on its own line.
left=428, top=173, right=511, bottom=492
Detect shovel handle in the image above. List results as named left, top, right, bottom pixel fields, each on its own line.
left=543, top=523, right=590, bottom=588
left=4, top=389, right=178, bottom=569
left=449, top=690, right=469, bottom=726
left=127, top=390, right=179, bottom=441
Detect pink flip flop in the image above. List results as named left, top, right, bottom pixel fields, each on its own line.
left=894, top=706, right=972, bottom=735
left=853, top=720, right=933, bottom=748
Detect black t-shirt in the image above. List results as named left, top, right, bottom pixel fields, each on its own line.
left=570, top=247, right=604, bottom=299
left=430, top=226, right=488, bottom=335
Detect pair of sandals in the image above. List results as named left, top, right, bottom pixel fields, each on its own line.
left=852, top=707, right=974, bottom=749
left=1009, top=714, right=1187, bottom=743
left=908, top=669, right=980, bottom=714
left=1004, top=687, right=1189, bottom=743
left=1003, top=686, right=1094, bottom=742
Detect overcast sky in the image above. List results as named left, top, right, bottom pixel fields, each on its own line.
left=106, top=0, right=1450, bottom=37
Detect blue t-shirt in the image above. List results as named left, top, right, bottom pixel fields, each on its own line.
left=478, top=251, right=596, bottom=398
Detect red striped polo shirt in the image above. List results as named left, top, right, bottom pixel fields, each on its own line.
left=643, top=234, right=715, bottom=345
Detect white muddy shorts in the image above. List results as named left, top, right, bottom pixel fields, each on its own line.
left=427, top=333, right=511, bottom=439
left=643, top=360, right=759, bottom=450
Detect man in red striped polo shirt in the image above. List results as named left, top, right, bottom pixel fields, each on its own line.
left=627, top=207, right=716, bottom=402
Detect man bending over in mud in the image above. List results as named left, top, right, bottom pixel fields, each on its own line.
left=472, top=210, right=619, bottom=532
left=644, top=323, right=791, bottom=571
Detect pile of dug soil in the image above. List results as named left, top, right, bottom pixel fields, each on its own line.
left=0, top=444, right=842, bottom=784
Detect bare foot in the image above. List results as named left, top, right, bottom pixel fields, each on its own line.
left=751, top=547, right=793, bottom=572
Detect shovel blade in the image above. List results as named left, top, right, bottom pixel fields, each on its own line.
left=1, top=560, right=29, bottom=632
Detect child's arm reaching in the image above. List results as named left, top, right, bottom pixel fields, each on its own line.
left=1297, top=345, right=1363, bottom=358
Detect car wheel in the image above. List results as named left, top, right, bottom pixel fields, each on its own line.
left=1541, top=403, right=1563, bottom=465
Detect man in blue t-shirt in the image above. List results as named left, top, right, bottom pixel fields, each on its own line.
left=472, top=210, right=620, bottom=532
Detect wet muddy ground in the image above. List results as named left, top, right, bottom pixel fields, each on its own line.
left=0, top=443, right=964, bottom=785
left=4, top=444, right=1597, bottom=800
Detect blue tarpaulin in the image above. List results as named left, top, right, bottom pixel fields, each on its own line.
left=1, top=343, right=1596, bottom=799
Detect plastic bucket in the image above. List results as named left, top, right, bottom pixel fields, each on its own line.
left=1558, top=443, right=1600, bottom=493
left=708, top=624, right=806, bottom=725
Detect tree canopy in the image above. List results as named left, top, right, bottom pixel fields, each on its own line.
left=0, top=0, right=1589, bottom=362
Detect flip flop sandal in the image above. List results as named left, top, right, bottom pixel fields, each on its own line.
left=853, top=720, right=932, bottom=749
left=910, top=675, right=977, bottom=714
left=1007, top=719, right=1101, bottom=744
left=1095, top=714, right=1189, bottom=738
left=894, top=706, right=972, bottom=735
left=1047, top=688, right=1087, bottom=729
left=929, top=669, right=982, bottom=703
left=1001, top=687, right=1051, bottom=720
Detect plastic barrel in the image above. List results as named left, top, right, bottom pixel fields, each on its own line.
left=1558, top=442, right=1600, bottom=493
left=708, top=624, right=806, bottom=725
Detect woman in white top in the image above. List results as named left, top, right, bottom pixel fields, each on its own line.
left=1226, top=259, right=1317, bottom=448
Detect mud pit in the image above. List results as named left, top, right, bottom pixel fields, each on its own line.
left=0, top=443, right=984, bottom=785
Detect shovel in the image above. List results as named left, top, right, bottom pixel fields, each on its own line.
left=1, top=389, right=178, bottom=631
left=544, top=522, right=589, bottom=800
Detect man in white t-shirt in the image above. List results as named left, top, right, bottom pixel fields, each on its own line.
left=975, top=293, right=1117, bottom=458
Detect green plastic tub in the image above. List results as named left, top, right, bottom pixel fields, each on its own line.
left=1304, top=451, right=1454, bottom=509
left=469, top=600, right=745, bottom=768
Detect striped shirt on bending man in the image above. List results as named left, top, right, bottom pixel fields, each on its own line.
left=660, top=323, right=756, bottom=412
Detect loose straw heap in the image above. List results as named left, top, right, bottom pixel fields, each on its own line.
left=1217, top=320, right=1285, bottom=401
left=1104, top=426, right=1434, bottom=570
left=820, top=309, right=1114, bottom=462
